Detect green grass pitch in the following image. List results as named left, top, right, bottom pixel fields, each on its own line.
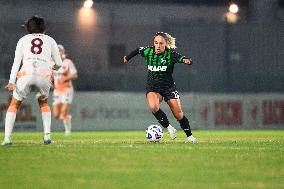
left=0, top=130, right=283, bottom=189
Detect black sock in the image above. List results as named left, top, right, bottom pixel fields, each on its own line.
left=152, top=109, right=170, bottom=128
left=178, top=116, right=192, bottom=137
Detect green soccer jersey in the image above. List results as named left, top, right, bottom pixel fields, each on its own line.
left=125, top=46, right=193, bottom=90
left=138, top=46, right=190, bottom=77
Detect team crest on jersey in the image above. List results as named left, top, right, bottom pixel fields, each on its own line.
left=148, top=65, right=167, bottom=71
left=160, top=58, right=166, bottom=64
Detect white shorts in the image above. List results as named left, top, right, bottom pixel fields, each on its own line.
left=13, top=75, right=52, bottom=101
left=53, top=89, right=74, bottom=105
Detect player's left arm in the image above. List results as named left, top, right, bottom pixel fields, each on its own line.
left=171, top=51, right=193, bottom=65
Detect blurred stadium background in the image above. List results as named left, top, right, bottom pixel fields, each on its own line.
left=0, top=0, right=284, bottom=131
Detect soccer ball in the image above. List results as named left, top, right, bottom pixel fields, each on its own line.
left=146, top=125, right=163, bottom=142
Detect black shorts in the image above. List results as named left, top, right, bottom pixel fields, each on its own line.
left=146, top=85, right=180, bottom=102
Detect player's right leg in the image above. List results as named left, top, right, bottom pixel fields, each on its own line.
left=146, top=92, right=176, bottom=140
left=52, top=103, right=62, bottom=120
left=59, top=90, right=73, bottom=135
left=38, top=98, right=52, bottom=144
left=52, top=90, right=63, bottom=120
left=36, top=76, right=52, bottom=144
left=60, top=103, right=72, bottom=135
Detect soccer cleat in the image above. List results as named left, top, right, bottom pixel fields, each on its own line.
left=167, top=124, right=177, bottom=140
left=64, top=131, right=71, bottom=136
left=43, top=133, right=52, bottom=145
left=187, top=135, right=196, bottom=143
left=1, top=137, right=12, bottom=146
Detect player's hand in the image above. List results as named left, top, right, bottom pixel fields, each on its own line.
left=5, top=83, right=16, bottom=91
left=123, top=56, right=128, bottom=64
left=183, top=59, right=192, bottom=65
left=50, top=74, right=54, bottom=81
left=50, top=82, right=54, bottom=89
left=52, top=64, right=61, bottom=71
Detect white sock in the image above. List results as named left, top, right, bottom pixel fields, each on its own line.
left=4, top=112, right=16, bottom=139
left=167, top=124, right=175, bottom=130
left=63, top=115, right=72, bottom=134
left=42, top=112, right=51, bottom=134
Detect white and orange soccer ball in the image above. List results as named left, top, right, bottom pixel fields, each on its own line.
left=146, top=125, right=163, bottom=142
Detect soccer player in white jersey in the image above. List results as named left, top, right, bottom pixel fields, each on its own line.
left=52, top=44, right=78, bottom=135
left=2, top=15, right=62, bottom=145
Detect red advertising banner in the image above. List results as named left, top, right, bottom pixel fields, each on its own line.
left=262, top=100, right=284, bottom=125
left=214, top=101, right=242, bottom=125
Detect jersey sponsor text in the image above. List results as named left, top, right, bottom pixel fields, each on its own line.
left=148, top=65, right=167, bottom=72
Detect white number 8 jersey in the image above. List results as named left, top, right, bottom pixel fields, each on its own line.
left=9, top=33, right=62, bottom=84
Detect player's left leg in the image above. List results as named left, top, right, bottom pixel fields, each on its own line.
left=167, top=98, right=196, bottom=143
left=2, top=97, right=22, bottom=145
left=2, top=76, right=31, bottom=145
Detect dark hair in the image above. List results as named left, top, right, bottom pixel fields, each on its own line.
left=25, top=15, right=47, bottom=34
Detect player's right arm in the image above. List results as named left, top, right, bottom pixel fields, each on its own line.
left=6, top=39, right=24, bottom=91
left=51, top=39, right=62, bottom=71
left=123, top=47, right=146, bottom=64
left=171, top=50, right=193, bottom=65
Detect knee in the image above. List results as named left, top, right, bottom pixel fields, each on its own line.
left=8, top=97, right=21, bottom=111
left=60, top=109, right=68, bottom=117
left=173, top=111, right=184, bottom=120
left=38, top=101, right=50, bottom=113
left=54, top=113, right=61, bottom=120
left=148, top=104, right=160, bottom=113
left=7, top=105, right=18, bottom=113
left=60, top=112, right=68, bottom=118
left=38, top=99, right=48, bottom=108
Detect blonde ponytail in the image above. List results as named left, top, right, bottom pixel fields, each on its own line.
left=58, top=44, right=66, bottom=59
left=165, top=33, right=176, bottom=49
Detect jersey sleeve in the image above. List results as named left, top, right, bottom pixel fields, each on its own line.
left=51, top=38, right=62, bottom=70
left=9, top=38, right=24, bottom=84
left=139, top=47, right=150, bottom=58
left=125, top=47, right=147, bottom=61
left=171, top=51, right=193, bottom=65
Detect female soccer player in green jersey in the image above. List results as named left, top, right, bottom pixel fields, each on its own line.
left=123, top=32, right=196, bottom=143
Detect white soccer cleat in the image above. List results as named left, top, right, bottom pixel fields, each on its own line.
left=64, top=131, right=71, bottom=136
left=187, top=135, right=196, bottom=143
left=1, top=137, right=12, bottom=146
left=167, top=125, right=177, bottom=140
left=43, top=133, right=52, bottom=145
